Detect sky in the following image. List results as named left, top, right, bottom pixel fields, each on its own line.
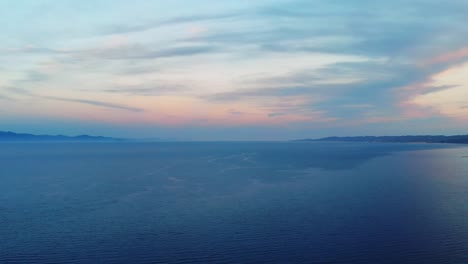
left=1, top=0, right=467, bottom=140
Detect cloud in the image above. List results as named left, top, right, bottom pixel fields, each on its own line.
left=4, top=43, right=218, bottom=62
left=41, top=96, right=144, bottom=112
left=423, top=46, right=468, bottom=66
left=268, top=112, right=286, bottom=117
left=6, top=87, right=143, bottom=113
left=341, top=104, right=375, bottom=109
left=102, top=84, right=187, bottom=96
left=203, top=50, right=467, bottom=124
left=178, top=0, right=466, bottom=57
left=62, top=44, right=220, bottom=61
left=100, top=13, right=238, bottom=35
left=205, top=60, right=416, bottom=103
left=228, top=109, right=245, bottom=116
left=117, top=65, right=160, bottom=75
left=6, top=87, right=32, bottom=96
left=2, top=0, right=468, bottom=138
left=401, top=62, right=468, bottom=120
left=204, top=86, right=315, bottom=102
left=0, top=94, right=11, bottom=100
left=0, top=46, right=70, bottom=55
left=15, top=70, right=49, bottom=83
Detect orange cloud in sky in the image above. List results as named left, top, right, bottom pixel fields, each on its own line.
left=397, top=45, right=468, bottom=121
left=399, top=62, right=468, bottom=121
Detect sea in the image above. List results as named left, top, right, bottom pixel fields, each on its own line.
left=0, top=142, right=467, bottom=263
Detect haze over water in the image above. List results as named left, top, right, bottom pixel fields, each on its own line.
left=1, top=142, right=467, bottom=263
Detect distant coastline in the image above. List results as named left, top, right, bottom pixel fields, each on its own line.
left=0, top=131, right=122, bottom=142
left=296, top=135, right=468, bottom=144
left=3, top=131, right=468, bottom=144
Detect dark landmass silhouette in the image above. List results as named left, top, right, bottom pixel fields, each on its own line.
left=0, top=131, right=122, bottom=142
left=297, top=135, right=468, bottom=144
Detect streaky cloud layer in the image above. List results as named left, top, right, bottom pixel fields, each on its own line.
left=0, top=0, right=467, bottom=139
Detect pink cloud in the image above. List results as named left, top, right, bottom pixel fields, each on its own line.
left=421, top=46, right=468, bottom=66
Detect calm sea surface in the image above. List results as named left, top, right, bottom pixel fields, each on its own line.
left=0, top=142, right=467, bottom=263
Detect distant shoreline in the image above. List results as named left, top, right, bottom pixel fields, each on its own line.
left=2, top=131, right=468, bottom=144
left=0, top=131, right=122, bottom=142
left=295, top=135, right=468, bottom=144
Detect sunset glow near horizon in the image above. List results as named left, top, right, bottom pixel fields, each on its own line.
left=1, top=0, right=467, bottom=140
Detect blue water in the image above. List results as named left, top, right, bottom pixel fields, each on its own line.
left=0, top=142, right=467, bottom=263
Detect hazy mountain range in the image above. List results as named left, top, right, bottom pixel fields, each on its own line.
left=3, top=131, right=468, bottom=143
left=0, top=131, right=121, bottom=142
